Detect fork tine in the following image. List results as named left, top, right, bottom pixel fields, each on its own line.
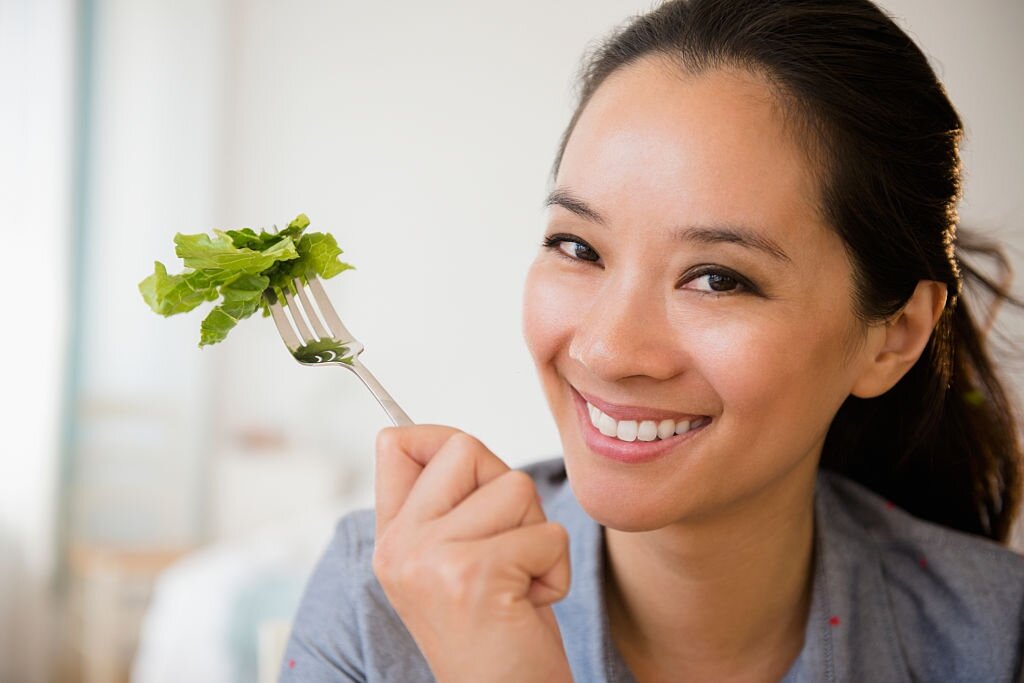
left=266, top=294, right=302, bottom=351
left=283, top=289, right=316, bottom=343
left=293, top=278, right=330, bottom=339
left=308, top=276, right=356, bottom=343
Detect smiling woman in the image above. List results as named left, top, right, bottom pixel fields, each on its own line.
left=280, top=1, right=1024, bottom=682
left=528, top=63, right=881, bottom=529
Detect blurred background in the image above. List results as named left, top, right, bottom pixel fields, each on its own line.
left=1, top=1, right=1021, bottom=682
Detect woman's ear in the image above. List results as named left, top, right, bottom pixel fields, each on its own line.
left=850, top=280, right=948, bottom=399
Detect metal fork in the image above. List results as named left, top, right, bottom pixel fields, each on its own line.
left=266, top=276, right=413, bottom=426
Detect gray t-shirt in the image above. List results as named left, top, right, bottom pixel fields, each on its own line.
left=279, top=458, right=1024, bottom=682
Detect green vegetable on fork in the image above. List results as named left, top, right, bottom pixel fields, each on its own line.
left=139, top=213, right=353, bottom=346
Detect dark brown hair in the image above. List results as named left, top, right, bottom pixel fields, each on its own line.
left=552, top=0, right=1022, bottom=541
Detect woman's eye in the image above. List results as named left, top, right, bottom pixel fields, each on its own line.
left=542, top=234, right=600, bottom=263
left=680, top=268, right=750, bottom=294
left=559, top=241, right=600, bottom=262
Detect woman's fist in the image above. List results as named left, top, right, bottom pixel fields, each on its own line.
left=372, top=425, right=573, bottom=683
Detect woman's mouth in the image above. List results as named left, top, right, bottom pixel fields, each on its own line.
left=587, top=401, right=709, bottom=442
left=571, top=387, right=711, bottom=464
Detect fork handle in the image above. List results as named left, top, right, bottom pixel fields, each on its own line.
left=349, top=358, right=414, bottom=426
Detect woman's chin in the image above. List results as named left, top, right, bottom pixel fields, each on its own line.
left=562, top=455, right=698, bottom=532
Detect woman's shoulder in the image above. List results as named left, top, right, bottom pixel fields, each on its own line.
left=816, top=470, right=1024, bottom=680
left=281, top=505, right=431, bottom=681
left=818, top=469, right=1024, bottom=585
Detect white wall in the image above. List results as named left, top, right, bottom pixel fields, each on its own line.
left=74, top=0, right=229, bottom=547
left=0, top=1, right=73, bottom=680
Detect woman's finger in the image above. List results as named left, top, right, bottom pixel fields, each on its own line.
left=435, top=469, right=547, bottom=540
left=375, top=424, right=461, bottom=536
left=399, top=431, right=511, bottom=524
left=478, top=522, right=572, bottom=608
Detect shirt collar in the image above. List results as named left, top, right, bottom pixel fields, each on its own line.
left=544, top=468, right=912, bottom=682
left=546, top=473, right=634, bottom=682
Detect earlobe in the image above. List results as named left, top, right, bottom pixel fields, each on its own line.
left=850, top=280, right=948, bottom=399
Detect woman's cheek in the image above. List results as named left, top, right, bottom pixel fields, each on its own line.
left=693, top=315, right=849, bottom=446
left=522, top=263, right=588, bottom=365
left=675, top=311, right=800, bottom=415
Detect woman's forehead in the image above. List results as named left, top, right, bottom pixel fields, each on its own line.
left=556, top=60, right=824, bottom=238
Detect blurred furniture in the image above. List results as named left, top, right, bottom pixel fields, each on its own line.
left=68, top=545, right=190, bottom=683
left=258, top=619, right=294, bottom=683
left=131, top=495, right=368, bottom=683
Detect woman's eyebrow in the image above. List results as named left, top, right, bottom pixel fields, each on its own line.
left=545, top=187, right=791, bottom=263
left=544, top=188, right=608, bottom=226
left=676, top=226, right=792, bottom=263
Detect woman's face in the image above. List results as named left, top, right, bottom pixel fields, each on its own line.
left=523, top=59, right=875, bottom=531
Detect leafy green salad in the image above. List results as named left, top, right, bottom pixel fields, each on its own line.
left=139, top=214, right=353, bottom=346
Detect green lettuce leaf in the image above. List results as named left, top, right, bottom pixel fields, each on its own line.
left=139, top=214, right=353, bottom=346
left=264, top=231, right=354, bottom=294
left=303, top=232, right=353, bottom=279
left=198, top=273, right=269, bottom=346
left=174, top=231, right=299, bottom=273
left=139, top=261, right=223, bottom=315
left=223, top=228, right=263, bottom=250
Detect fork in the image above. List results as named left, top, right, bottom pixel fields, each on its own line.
left=265, top=276, right=413, bottom=426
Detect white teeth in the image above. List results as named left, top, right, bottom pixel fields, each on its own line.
left=585, top=401, right=705, bottom=443
left=598, top=413, right=618, bottom=437
left=616, top=420, right=639, bottom=442
left=637, top=421, right=658, bottom=442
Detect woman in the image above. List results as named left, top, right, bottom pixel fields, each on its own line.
left=281, top=1, right=1024, bottom=681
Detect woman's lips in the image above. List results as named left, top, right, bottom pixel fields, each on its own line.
left=570, top=387, right=710, bottom=464
left=576, top=389, right=707, bottom=422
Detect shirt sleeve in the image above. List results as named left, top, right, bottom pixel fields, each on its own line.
left=277, top=513, right=372, bottom=683
left=1017, top=611, right=1024, bottom=683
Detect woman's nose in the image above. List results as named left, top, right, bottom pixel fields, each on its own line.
left=568, top=276, right=686, bottom=383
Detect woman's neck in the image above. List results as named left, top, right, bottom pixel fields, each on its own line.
left=603, top=465, right=817, bottom=683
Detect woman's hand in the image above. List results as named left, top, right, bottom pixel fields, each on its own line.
left=372, top=425, right=574, bottom=683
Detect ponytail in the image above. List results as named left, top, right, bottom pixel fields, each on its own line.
left=821, top=234, right=1022, bottom=541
